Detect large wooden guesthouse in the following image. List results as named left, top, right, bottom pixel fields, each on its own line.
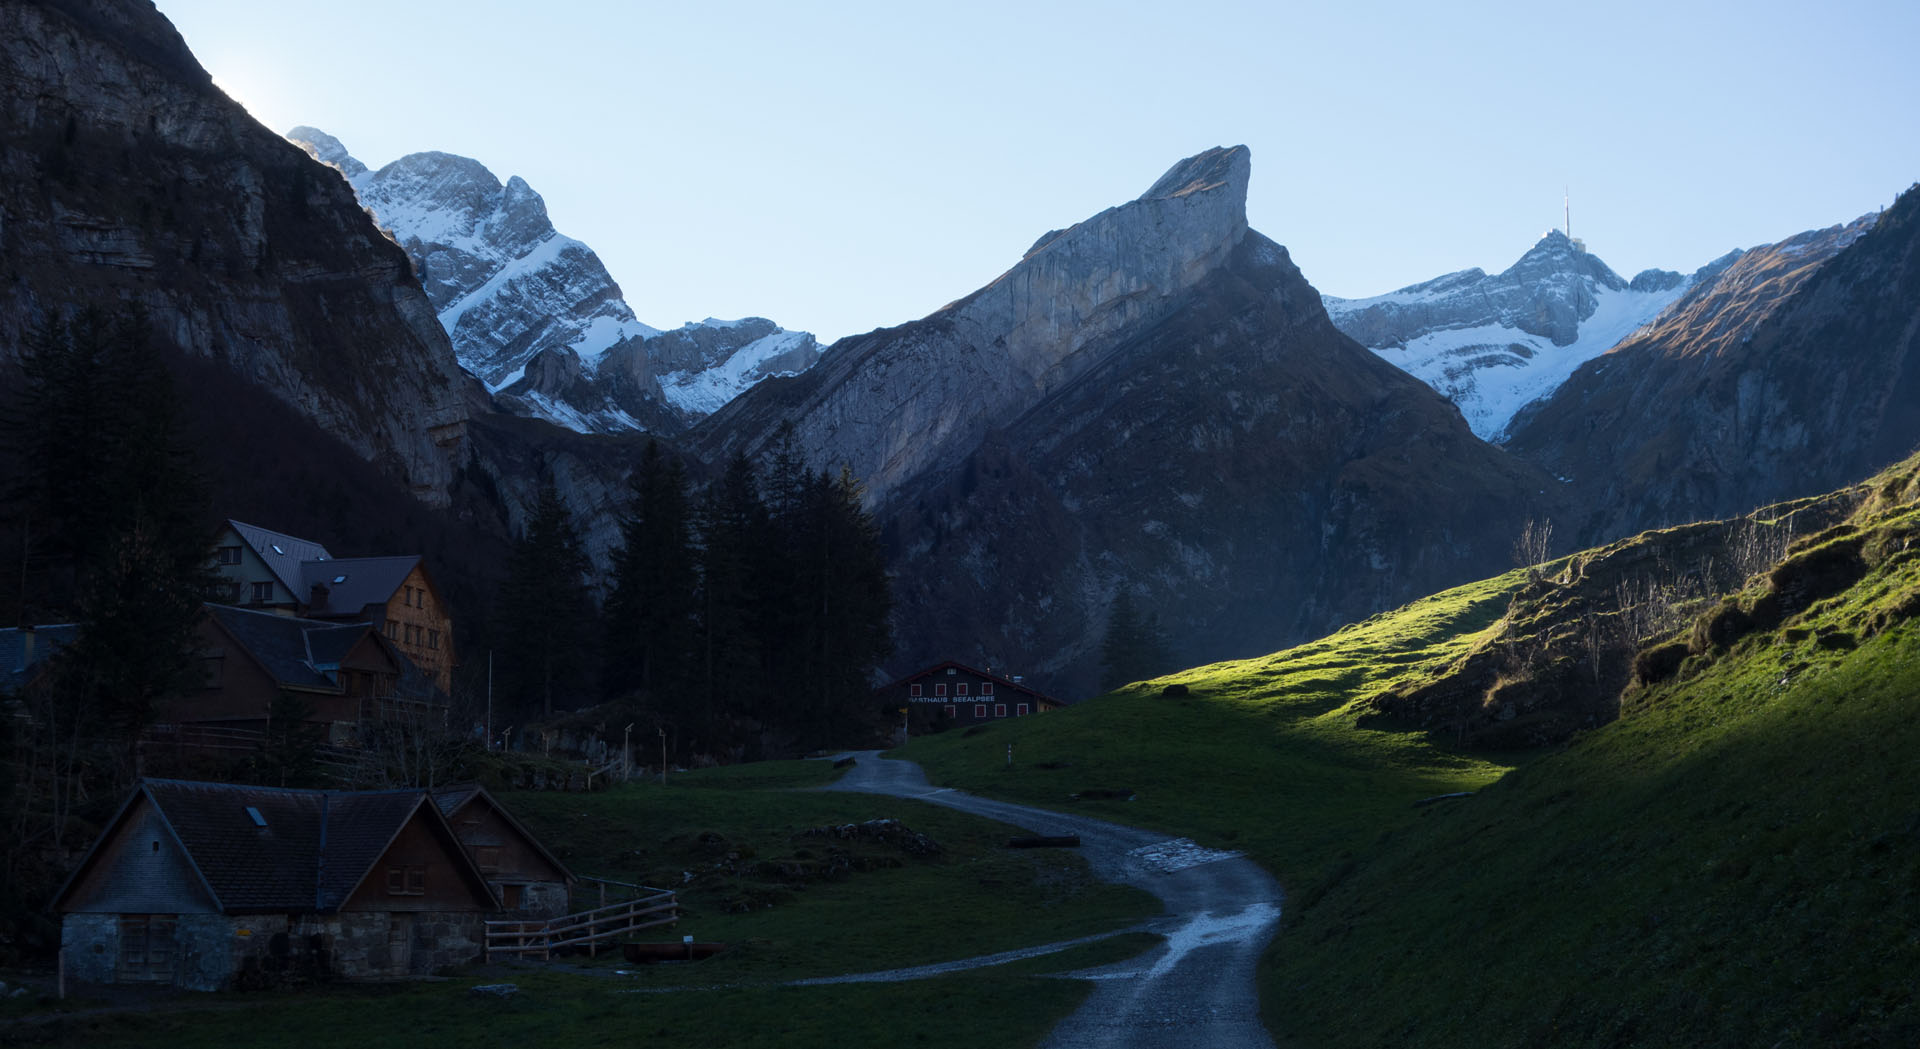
left=879, top=661, right=1064, bottom=732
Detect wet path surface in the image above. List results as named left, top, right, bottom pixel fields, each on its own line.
left=826, top=751, right=1282, bottom=1049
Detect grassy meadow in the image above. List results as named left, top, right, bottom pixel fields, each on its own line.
left=903, top=463, right=1920, bottom=1047
left=5, top=761, right=1157, bottom=1048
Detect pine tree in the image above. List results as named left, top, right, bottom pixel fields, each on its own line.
left=603, top=440, right=697, bottom=706
left=791, top=467, right=894, bottom=749
left=5, top=306, right=218, bottom=796
left=692, top=452, right=768, bottom=750
left=494, top=477, right=596, bottom=720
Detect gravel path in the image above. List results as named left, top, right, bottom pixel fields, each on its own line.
left=826, top=751, right=1282, bottom=1049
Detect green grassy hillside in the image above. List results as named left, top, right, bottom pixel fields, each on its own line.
left=904, top=454, right=1920, bottom=1046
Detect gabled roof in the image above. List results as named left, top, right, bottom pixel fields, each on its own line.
left=432, top=784, right=576, bottom=886
left=877, top=660, right=1066, bottom=707
left=0, top=624, right=79, bottom=691
left=54, top=779, right=497, bottom=915
left=301, top=556, right=422, bottom=617
left=205, top=603, right=374, bottom=692
left=226, top=520, right=333, bottom=596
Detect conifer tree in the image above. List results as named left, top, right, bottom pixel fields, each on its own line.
left=692, top=452, right=767, bottom=746
left=6, top=306, right=218, bottom=793
left=603, top=440, right=697, bottom=706
left=790, top=467, right=894, bottom=748
left=494, top=477, right=596, bottom=719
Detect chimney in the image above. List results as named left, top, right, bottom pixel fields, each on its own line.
left=20, top=625, right=34, bottom=667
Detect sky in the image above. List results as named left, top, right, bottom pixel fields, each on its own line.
left=155, top=0, right=1920, bottom=345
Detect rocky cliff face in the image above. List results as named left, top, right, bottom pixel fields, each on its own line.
left=286, top=129, right=823, bottom=435
left=0, top=1, right=479, bottom=505
left=1324, top=231, right=1704, bottom=440
left=701, top=146, right=1559, bottom=693
left=1505, top=203, right=1906, bottom=543
left=700, top=146, right=1256, bottom=501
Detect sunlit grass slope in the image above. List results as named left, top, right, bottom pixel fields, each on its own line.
left=1269, top=482, right=1920, bottom=1048
left=900, top=570, right=1534, bottom=887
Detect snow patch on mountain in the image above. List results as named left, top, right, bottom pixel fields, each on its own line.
left=660, top=327, right=824, bottom=416
left=1326, top=230, right=1695, bottom=441
left=285, top=127, right=821, bottom=434
left=1371, top=281, right=1689, bottom=440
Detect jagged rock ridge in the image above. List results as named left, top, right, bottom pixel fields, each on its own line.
left=286, top=128, right=824, bottom=434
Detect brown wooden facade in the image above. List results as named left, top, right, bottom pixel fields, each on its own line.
left=434, top=786, right=574, bottom=919
left=164, top=604, right=436, bottom=747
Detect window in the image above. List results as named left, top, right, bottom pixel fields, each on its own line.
left=226, top=581, right=243, bottom=603
left=955, top=683, right=968, bottom=696
left=403, top=586, right=413, bottom=606
left=934, top=683, right=947, bottom=697
left=994, top=704, right=1007, bottom=718
left=1016, top=703, right=1030, bottom=716
left=428, top=630, right=440, bottom=651
left=943, top=705, right=955, bottom=718
left=476, top=846, right=501, bottom=872
left=384, top=621, right=398, bottom=640
left=974, top=704, right=987, bottom=718
left=500, top=884, right=524, bottom=909
left=909, top=684, right=922, bottom=697
left=250, top=581, right=273, bottom=604
left=981, top=682, right=994, bottom=696
left=386, top=865, right=426, bottom=895
left=216, top=546, right=242, bottom=565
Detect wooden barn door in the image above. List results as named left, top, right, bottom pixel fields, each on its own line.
left=117, top=915, right=178, bottom=983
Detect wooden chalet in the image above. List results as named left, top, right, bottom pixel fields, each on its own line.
left=879, top=661, right=1065, bottom=733
left=161, top=603, right=441, bottom=748
left=211, top=520, right=455, bottom=694
left=432, top=785, right=574, bottom=920
left=55, top=779, right=500, bottom=990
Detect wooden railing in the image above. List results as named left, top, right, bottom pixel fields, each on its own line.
left=485, top=886, right=678, bottom=960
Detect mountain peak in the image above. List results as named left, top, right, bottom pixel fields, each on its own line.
left=286, top=126, right=367, bottom=182
left=1138, top=145, right=1251, bottom=204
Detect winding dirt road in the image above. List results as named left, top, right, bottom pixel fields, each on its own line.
left=827, top=751, right=1282, bottom=1049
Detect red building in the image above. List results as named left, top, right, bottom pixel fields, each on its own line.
left=878, top=661, right=1065, bottom=733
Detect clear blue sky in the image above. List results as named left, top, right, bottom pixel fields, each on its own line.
left=156, top=0, right=1920, bottom=344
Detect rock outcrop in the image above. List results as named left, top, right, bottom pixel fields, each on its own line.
left=0, top=1, right=478, bottom=505
left=1504, top=203, right=1907, bottom=544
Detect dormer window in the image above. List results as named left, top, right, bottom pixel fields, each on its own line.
left=244, top=806, right=267, bottom=828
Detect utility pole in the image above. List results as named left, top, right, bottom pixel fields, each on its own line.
left=659, top=727, right=668, bottom=785
left=485, top=649, right=493, bottom=750
left=623, top=723, right=633, bottom=781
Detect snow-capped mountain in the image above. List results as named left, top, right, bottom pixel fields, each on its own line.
left=1324, top=231, right=1714, bottom=441
left=286, top=128, right=822, bottom=434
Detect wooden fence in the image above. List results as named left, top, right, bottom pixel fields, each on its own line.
left=485, top=884, right=678, bottom=961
